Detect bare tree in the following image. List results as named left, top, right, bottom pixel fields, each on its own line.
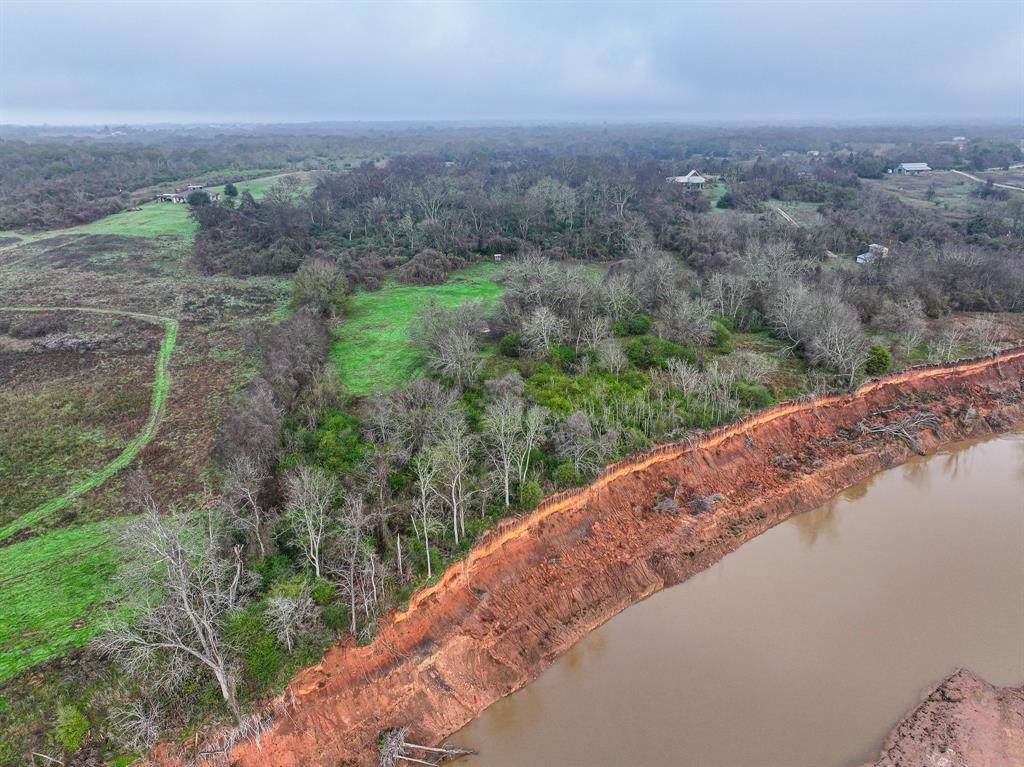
left=266, top=587, right=320, bottom=652
left=553, top=411, right=607, bottom=476
left=411, top=301, right=484, bottom=388
left=432, top=413, right=476, bottom=545
left=521, top=306, right=567, bottom=355
left=482, top=393, right=523, bottom=507
left=283, top=466, right=337, bottom=578
left=95, top=505, right=253, bottom=720
left=327, top=495, right=378, bottom=633
left=221, top=452, right=273, bottom=557
left=411, top=449, right=441, bottom=577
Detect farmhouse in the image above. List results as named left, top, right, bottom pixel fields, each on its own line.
left=894, top=162, right=931, bottom=175
left=666, top=170, right=707, bottom=189
left=856, top=243, right=889, bottom=264
left=158, top=187, right=221, bottom=204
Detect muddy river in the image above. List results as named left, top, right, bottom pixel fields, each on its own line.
left=454, top=434, right=1024, bottom=766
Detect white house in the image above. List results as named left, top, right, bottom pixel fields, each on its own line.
left=857, top=243, right=889, bottom=264
left=666, top=170, right=707, bottom=189
left=894, top=162, right=931, bottom=175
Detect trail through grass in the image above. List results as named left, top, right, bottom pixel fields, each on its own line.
left=0, top=307, right=177, bottom=541
left=331, top=262, right=503, bottom=395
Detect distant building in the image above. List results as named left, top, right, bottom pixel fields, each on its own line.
left=952, top=136, right=968, bottom=142
left=857, top=243, right=889, bottom=264
left=492, top=253, right=503, bottom=262
left=666, top=170, right=707, bottom=189
left=158, top=188, right=221, bottom=204
left=894, top=162, right=931, bottom=175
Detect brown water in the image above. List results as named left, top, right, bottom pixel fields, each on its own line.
left=454, top=434, right=1024, bottom=767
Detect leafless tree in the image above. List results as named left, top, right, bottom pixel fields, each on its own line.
left=411, top=449, right=441, bottom=577
left=108, top=699, right=162, bottom=753
left=521, top=306, right=567, bottom=355
left=705, top=271, right=751, bottom=325
left=432, top=412, right=476, bottom=545
left=266, top=587, right=320, bottom=651
left=482, top=392, right=524, bottom=507
left=411, top=300, right=484, bottom=389
left=221, top=452, right=273, bottom=557
left=656, top=292, right=714, bottom=346
left=283, top=466, right=338, bottom=579
left=806, top=294, right=869, bottom=388
left=95, top=505, right=254, bottom=720
left=553, top=411, right=608, bottom=476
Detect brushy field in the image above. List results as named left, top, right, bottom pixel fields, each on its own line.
left=0, top=520, right=123, bottom=681
left=331, top=262, right=503, bottom=395
left=866, top=171, right=981, bottom=221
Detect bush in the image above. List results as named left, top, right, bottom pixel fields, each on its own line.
left=864, top=344, right=892, bottom=376
left=517, top=479, right=544, bottom=510
left=498, top=332, right=521, bottom=357
left=187, top=190, right=211, bottom=207
left=321, top=604, right=349, bottom=632
left=252, top=554, right=294, bottom=589
left=623, top=335, right=693, bottom=369
left=732, top=380, right=773, bottom=409
left=711, top=320, right=733, bottom=353
left=54, top=705, right=89, bottom=753
left=552, top=462, right=580, bottom=488
left=225, top=608, right=284, bottom=690
left=612, top=314, right=652, bottom=336
left=310, top=578, right=336, bottom=606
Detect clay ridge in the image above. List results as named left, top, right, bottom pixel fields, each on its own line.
left=169, top=348, right=1024, bottom=767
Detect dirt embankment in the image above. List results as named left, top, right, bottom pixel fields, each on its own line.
left=869, top=669, right=1024, bottom=767
left=167, top=349, right=1024, bottom=767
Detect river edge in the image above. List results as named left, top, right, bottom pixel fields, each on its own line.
left=164, top=349, right=1024, bottom=767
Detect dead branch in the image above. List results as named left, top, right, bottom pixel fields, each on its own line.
left=857, top=411, right=942, bottom=455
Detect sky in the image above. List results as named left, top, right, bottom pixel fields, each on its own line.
left=0, top=0, right=1021, bottom=126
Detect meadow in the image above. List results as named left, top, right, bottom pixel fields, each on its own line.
left=331, top=262, right=504, bottom=394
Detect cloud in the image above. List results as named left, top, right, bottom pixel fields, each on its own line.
left=0, top=0, right=1019, bottom=124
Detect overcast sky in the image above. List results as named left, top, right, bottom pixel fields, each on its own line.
left=1, top=0, right=1021, bottom=125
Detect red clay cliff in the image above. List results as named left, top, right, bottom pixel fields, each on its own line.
left=161, top=349, right=1024, bottom=767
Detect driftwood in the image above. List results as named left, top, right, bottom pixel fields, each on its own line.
left=379, top=727, right=475, bottom=767
left=857, top=410, right=942, bottom=455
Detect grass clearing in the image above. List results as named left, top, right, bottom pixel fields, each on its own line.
left=331, top=262, right=503, bottom=395
left=0, top=519, right=123, bottom=681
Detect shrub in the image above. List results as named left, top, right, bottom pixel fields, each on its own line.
left=310, top=578, right=336, bottom=606
left=225, top=608, right=284, bottom=690
left=321, top=604, right=349, bottom=632
left=864, top=344, right=893, bottom=376
left=732, top=380, right=773, bottom=409
left=623, top=335, right=693, bottom=369
left=498, top=332, right=521, bottom=357
left=252, top=553, right=294, bottom=589
left=186, top=190, right=211, bottom=207
left=711, top=320, right=733, bottom=353
left=54, top=705, right=89, bottom=753
left=552, top=462, right=580, bottom=488
left=612, top=314, right=652, bottom=336
left=518, top=479, right=544, bottom=510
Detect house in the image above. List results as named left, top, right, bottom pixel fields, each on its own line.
left=856, top=243, right=889, bottom=264
left=158, top=189, right=221, bottom=204
left=492, top=253, right=503, bottom=263
left=186, top=184, right=205, bottom=191
left=894, top=162, right=931, bottom=175
left=666, top=170, right=707, bottom=189
left=952, top=136, right=968, bottom=142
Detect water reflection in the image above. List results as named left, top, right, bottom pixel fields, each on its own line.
left=455, top=434, right=1024, bottom=767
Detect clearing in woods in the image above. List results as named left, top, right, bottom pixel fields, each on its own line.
left=331, top=262, right=504, bottom=395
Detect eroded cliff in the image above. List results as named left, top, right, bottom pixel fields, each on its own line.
left=170, top=349, right=1024, bottom=767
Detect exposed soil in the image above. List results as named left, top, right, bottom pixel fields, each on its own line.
left=161, top=349, right=1024, bottom=767
left=869, top=669, right=1024, bottom=767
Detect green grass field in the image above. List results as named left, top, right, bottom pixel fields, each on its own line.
left=0, top=519, right=123, bottom=681
left=331, top=262, right=504, bottom=395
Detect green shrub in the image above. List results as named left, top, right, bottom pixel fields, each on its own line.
left=552, top=462, right=580, bottom=488
left=53, top=705, right=89, bottom=753
left=711, top=320, right=733, bottom=353
left=252, top=553, right=294, bottom=588
left=498, top=332, right=521, bottom=357
left=225, top=608, right=283, bottom=690
left=321, top=604, right=349, bottom=632
left=612, top=314, right=652, bottom=336
left=310, top=578, right=336, bottom=606
left=732, top=380, right=773, bottom=409
left=864, top=344, right=892, bottom=376
left=547, top=345, right=577, bottom=368
left=517, top=479, right=544, bottom=510
left=267, top=574, right=309, bottom=600
left=623, top=335, right=693, bottom=369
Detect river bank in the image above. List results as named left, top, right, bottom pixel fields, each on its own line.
left=166, top=349, right=1024, bottom=767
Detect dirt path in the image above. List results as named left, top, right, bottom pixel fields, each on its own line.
left=951, top=168, right=1024, bottom=192
left=0, top=306, right=178, bottom=541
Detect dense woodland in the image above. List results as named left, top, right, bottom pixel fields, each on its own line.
left=4, top=125, right=1024, bottom=763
